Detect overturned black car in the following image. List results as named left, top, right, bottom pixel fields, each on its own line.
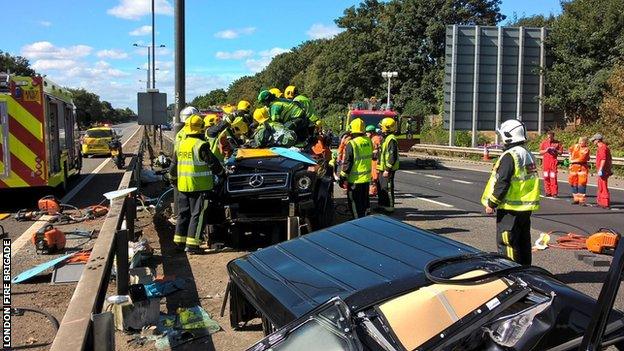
left=210, top=148, right=334, bottom=247
left=226, top=216, right=624, bottom=350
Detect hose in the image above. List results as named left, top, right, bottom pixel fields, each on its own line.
left=424, top=252, right=553, bottom=285
left=10, top=307, right=59, bottom=350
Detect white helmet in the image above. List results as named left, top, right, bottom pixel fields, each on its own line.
left=179, top=106, right=199, bottom=122
left=498, top=119, right=527, bottom=145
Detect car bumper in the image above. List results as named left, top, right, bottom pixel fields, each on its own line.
left=82, top=145, right=111, bottom=155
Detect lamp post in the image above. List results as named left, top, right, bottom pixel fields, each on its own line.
left=381, top=71, right=398, bottom=110
left=133, top=43, right=165, bottom=89
left=137, top=67, right=159, bottom=90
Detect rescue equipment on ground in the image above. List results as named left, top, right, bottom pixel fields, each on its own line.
left=32, top=224, right=66, bottom=254
left=538, top=228, right=620, bottom=254
left=38, top=196, right=61, bottom=215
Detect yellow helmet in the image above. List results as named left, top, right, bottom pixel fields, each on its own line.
left=222, top=104, right=235, bottom=114
left=203, top=113, right=219, bottom=128
left=230, top=116, right=249, bottom=136
left=380, top=117, right=397, bottom=133
left=349, top=118, right=366, bottom=134
left=284, top=85, right=298, bottom=99
left=237, top=100, right=251, bottom=112
left=185, top=114, right=205, bottom=133
left=253, top=107, right=269, bottom=124
left=269, top=88, right=283, bottom=98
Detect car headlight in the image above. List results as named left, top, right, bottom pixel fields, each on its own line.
left=297, top=175, right=312, bottom=191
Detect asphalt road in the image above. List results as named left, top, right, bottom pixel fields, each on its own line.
left=394, top=157, right=624, bottom=310
left=0, top=122, right=141, bottom=242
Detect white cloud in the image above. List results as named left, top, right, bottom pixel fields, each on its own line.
left=22, top=41, right=93, bottom=60
left=107, top=0, right=173, bottom=20
left=129, top=25, right=152, bottom=36
left=245, top=47, right=290, bottom=73
left=306, top=23, right=342, bottom=39
left=215, top=50, right=254, bottom=60
left=214, top=27, right=256, bottom=39
left=96, top=49, right=129, bottom=59
left=32, top=59, right=77, bottom=71
left=39, top=21, right=52, bottom=27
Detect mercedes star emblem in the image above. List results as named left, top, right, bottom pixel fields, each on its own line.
left=249, top=174, right=264, bottom=188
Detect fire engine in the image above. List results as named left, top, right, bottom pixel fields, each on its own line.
left=0, top=73, right=82, bottom=191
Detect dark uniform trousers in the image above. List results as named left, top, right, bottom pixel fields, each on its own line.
left=348, top=182, right=370, bottom=219
left=175, top=191, right=209, bottom=248
left=496, top=209, right=532, bottom=265
left=378, top=171, right=395, bottom=211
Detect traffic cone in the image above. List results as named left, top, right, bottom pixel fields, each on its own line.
left=482, top=144, right=491, bottom=161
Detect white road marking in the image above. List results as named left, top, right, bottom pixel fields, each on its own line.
left=401, top=170, right=417, bottom=174
left=424, top=174, right=442, bottom=179
left=416, top=197, right=454, bottom=208
left=61, top=124, right=141, bottom=203
left=11, top=124, right=141, bottom=258
left=452, top=179, right=473, bottom=185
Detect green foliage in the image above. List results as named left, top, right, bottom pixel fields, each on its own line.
left=505, top=13, right=557, bottom=27
left=0, top=51, right=36, bottom=76
left=544, top=0, right=624, bottom=121
left=420, top=118, right=492, bottom=146
left=191, top=88, right=227, bottom=109
left=68, top=88, right=135, bottom=127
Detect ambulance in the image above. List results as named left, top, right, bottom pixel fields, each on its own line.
left=0, top=73, right=82, bottom=191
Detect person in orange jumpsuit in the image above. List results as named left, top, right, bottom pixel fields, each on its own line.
left=568, top=137, right=590, bottom=205
left=591, top=133, right=613, bottom=209
left=539, top=131, right=563, bottom=197
left=366, top=125, right=383, bottom=196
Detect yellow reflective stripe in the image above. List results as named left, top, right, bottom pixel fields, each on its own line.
left=173, top=234, right=186, bottom=244
left=178, top=171, right=212, bottom=177
left=8, top=133, right=40, bottom=176
left=507, top=246, right=514, bottom=260
left=512, top=173, right=539, bottom=181
left=7, top=98, right=42, bottom=141
left=502, top=231, right=509, bottom=245
left=185, top=237, right=201, bottom=246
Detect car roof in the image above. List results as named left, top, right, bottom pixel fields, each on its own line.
left=227, top=215, right=478, bottom=327
left=87, top=127, right=112, bottom=131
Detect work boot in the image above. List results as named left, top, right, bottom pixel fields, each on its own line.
left=184, top=246, right=204, bottom=255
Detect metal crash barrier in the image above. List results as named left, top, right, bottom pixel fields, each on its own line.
left=49, top=126, right=147, bottom=351
left=411, top=143, right=624, bottom=166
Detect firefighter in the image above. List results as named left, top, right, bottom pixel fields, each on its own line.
left=337, top=130, right=352, bottom=179
left=539, top=131, right=563, bottom=197
left=171, top=115, right=225, bottom=254
left=591, top=133, right=613, bottom=209
left=366, top=125, right=382, bottom=196
left=257, top=90, right=308, bottom=144
left=235, top=100, right=253, bottom=125
left=481, top=119, right=540, bottom=265
left=568, top=137, right=590, bottom=205
left=339, top=118, right=373, bottom=219
left=284, top=85, right=319, bottom=125
left=169, top=106, right=199, bottom=226
left=249, top=109, right=297, bottom=148
left=206, top=116, right=248, bottom=162
left=376, top=118, right=399, bottom=213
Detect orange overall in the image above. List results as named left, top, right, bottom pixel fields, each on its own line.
left=369, top=134, right=383, bottom=196
left=568, top=144, right=590, bottom=204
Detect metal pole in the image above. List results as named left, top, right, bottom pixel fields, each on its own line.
left=538, top=27, right=546, bottom=135
left=516, top=27, right=524, bottom=121
left=145, top=69, right=149, bottom=91
left=147, top=47, right=151, bottom=90
left=115, top=228, right=129, bottom=295
left=471, top=26, right=480, bottom=148
left=151, top=0, right=156, bottom=89
left=495, top=26, right=503, bottom=145
left=387, top=77, right=391, bottom=108
left=174, top=0, right=185, bottom=123
left=449, top=24, right=458, bottom=146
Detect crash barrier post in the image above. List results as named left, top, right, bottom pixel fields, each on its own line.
left=410, top=143, right=624, bottom=166
left=49, top=126, right=146, bottom=351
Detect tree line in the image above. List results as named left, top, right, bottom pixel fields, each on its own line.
left=195, top=0, right=623, bottom=131
left=1, top=50, right=136, bottom=128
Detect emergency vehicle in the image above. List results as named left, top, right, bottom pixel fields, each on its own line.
left=0, top=73, right=82, bottom=191
left=344, top=100, right=419, bottom=152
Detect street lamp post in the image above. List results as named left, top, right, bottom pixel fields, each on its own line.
left=137, top=67, right=159, bottom=91
left=133, top=43, right=165, bottom=88
left=381, top=71, right=398, bottom=110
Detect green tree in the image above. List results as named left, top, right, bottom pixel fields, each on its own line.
left=544, top=0, right=624, bottom=122
left=0, top=51, right=36, bottom=76
left=506, top=12, right=557, bottom=27
left=227, top=76, right=263, bottom=105
left=191, top=88, right=227, bottom=109
left=68, top=88, right=103, bottom=126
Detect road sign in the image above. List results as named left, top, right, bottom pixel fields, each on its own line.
left=137, top=90, right=167, bottom=125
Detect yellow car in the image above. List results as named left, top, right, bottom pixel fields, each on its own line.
left=81, top=126, right=116, bottom=156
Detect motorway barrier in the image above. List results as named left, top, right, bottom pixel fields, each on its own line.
left=50, top=126, right=146, bottom=351
left=411, top=144, right=624, bottom=166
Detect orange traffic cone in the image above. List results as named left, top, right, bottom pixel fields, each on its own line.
left=482, top=145, right=491, bottom=161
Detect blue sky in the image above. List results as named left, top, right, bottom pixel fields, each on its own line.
left=2, top=0, right=562, bottom=109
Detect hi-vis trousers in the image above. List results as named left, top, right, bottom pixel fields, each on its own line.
left=496, top=209, right=532, bottom=265
left=174, top=191, right=208, bottom=248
